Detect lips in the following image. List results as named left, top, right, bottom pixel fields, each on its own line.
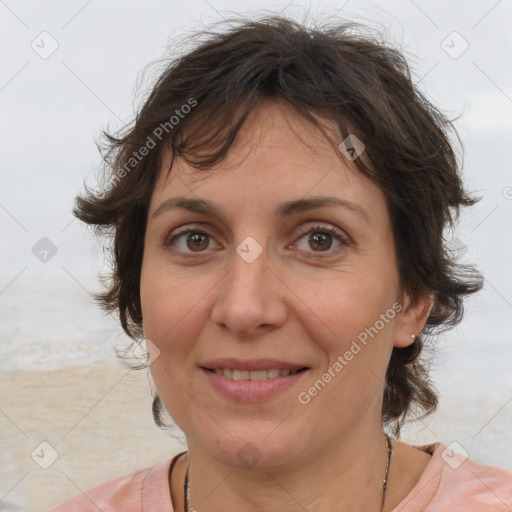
left=205, top=368, right=308, bottom=380
left=199, top=358, right=310, bottom=401
left=200, top=358, right=308, bottom=373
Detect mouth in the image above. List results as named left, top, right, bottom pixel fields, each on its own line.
left=201, top=365, right=310, bottom=401
left=202, top=367, right=309, bottom=380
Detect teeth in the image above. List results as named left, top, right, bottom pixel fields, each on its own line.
left=249, top=370, right=268, bottom=381
left=232, top=370, right=250, bottom=381
left=210, top=368, right=302, bottom=380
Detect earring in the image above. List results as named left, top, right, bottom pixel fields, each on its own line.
left=411, top=333, right=416, bottom=339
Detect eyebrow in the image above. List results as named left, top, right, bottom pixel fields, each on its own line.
left=151, top=195, right=371, bottom=225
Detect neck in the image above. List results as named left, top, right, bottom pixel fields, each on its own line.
left=180, top=424, right=391, bottom=512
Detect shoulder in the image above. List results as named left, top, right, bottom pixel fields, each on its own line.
left=47, top=453, right=184, bottom=512
left=396, top=442, right=512, bottom=511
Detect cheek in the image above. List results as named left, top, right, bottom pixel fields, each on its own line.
left=140, top=261, right=206, bottom=427
left=140, top=256, right=217, bottom=363
left=295, top=274, right=395, bottom=348
left=140, top=256, right=181, bottom=350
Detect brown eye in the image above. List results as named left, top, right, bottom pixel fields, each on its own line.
left=184, top=232, right=210, bottom=251
left=165, top=228, right=217, bottom=256
left=294, top=224, right=348, bottom=255
left=308, top=232, right=333, bottom=251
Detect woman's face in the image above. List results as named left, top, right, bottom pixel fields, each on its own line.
left=140, top=101, right=422, bottom=468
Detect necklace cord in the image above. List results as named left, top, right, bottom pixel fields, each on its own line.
left=184, top=434, right=392, bottom=512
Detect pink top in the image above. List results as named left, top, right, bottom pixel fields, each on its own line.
left=48, top=442, right=512, bottom=511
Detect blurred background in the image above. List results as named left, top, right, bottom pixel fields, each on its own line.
left=1, top=0, right=511, bottom=509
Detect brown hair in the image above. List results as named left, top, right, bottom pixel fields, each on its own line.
left=75, top=15, right=483, bottom=437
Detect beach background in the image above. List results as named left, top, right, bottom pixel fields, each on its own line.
left=1, top=0, right=511, bottom=510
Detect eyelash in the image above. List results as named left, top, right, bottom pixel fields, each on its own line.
left=165, top=223, right=349, bottom=259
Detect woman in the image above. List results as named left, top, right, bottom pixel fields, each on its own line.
left=49, top=15, right=512, bottom=512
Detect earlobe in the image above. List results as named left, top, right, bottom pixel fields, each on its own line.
left=394, top=292, right=434, bottom=348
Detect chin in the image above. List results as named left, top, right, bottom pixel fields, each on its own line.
left=200, top=430, right=308, bottom=470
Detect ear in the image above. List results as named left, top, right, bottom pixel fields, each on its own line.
left=394, top=291, right=434, bottom=348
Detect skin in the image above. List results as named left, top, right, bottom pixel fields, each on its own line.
left=140, top=100, right=434, bottom=512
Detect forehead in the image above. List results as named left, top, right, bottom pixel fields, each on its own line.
left=149, top=101, right=387, bottom=223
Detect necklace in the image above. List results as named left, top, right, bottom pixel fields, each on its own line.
left=184, top=433, right=392, bottom=512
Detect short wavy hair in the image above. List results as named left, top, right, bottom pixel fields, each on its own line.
left=74, top=15, right=483, bottom=438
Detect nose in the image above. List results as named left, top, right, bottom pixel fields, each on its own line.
left=211, top=245, right=288, bottom=337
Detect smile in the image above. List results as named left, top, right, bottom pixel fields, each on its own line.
left=205, top=368, right=308, bottom=380
left=201, top=365, right=310, bottom=401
